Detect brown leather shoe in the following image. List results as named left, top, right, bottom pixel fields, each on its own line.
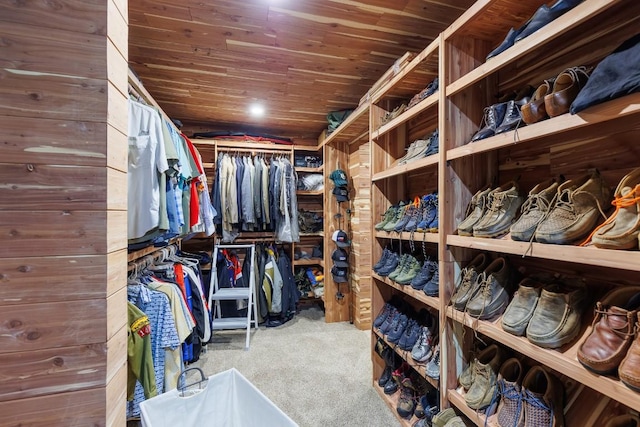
left=544, top=66, right=591, bottom=118
left=605, top=414, right=640, bottom=427
left=578, top=287, right=640, bottom=374
left=619, top=312, right=640, bottom=392
left=521, top=78, right=555, bottom=124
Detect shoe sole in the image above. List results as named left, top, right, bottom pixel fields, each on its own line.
left=527, top=324, right=581, bottom=349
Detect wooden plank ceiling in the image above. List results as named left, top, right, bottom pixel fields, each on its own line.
left=128, top=0, right=473, bottom=139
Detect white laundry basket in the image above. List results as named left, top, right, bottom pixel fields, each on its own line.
left=140, top=368, right=298, bottom=427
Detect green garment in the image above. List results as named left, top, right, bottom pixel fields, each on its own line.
left=127, top=302, right=157, bottom=400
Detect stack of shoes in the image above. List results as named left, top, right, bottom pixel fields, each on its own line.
left=459, top=344, right=504, bottom=410
left=464, top=257, right=513, bottom=320
left=486, top=0, right=584, bottom=60
left=522, top=65, right=591, bottom=124
left=534, top=170, right=611, bottom=245
left=577, top=287, right=640, bottom=389
left=408, top=78, right=439, bottom=109
left=501, top=276, right=589, bottom=348
left=450, top=253, right=490, bottom=310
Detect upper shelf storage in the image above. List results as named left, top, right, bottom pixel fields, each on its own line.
left=443, top=0, right=640, bottom=96
left=320, top=102, right=369, bottom=148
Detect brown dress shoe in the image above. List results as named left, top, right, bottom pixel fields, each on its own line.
left=605, top=414, right=640, bottom=427
left=544, top=66, right=591, bottom=118
left=578, top=287, right=640, bottom=374
left=521, top=78, right=555, bottom=124
left=619, top=312, right=640, bottom=391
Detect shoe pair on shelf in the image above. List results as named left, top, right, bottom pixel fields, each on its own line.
left=578, top=286, right=640, bottom=392
left=510, top=169, right=611, bottom=244
left=380, top=103, right=407, bottom=126
left=396, top=128, right=439, bottom=166
left=457, top=182, right=524, bottom=238
left=450, top=255, right=513, bottom=320
left=410, top=257, right=439, bottom=297
left=470, top=87, right=533, bottom=143
left=502, top=275, right=589, bottom=348
left=521, top=65, right=591, bottom=124
left=408, top=77, right=439, bottom=109
left=486, top=0, right=584, bottom=60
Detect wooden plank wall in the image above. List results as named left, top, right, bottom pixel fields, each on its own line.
left=348, top=138, right=373, bottom=330
left=0, top=1, right=128, bottom=425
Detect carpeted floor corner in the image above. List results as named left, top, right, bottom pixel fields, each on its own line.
left=195, top=306, right=400, bottom=427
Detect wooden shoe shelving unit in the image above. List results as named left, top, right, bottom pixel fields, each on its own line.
left=317, top=0, right=640, bottom=424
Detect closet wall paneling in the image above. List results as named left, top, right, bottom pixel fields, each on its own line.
left=0, top=0, right=129, bottom=424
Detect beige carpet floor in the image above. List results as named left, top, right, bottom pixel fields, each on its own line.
left=195, top=306, right=401, bottom=427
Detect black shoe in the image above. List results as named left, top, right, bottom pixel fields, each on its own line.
left=486, top=26, right=524, bottom=60
left=378, top=365, right=392, bottom=387
left=383, top=375, right=399, bottom=394
left=494, top=97, right=530, bottom=134
left=515, top=0, right=584, bottom=43
left=470, top=102, right=508, bottom=142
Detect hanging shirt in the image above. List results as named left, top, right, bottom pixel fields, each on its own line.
left=127, top=99, right=169, bottom=239
left=127, top=302, right=156, bottom=401
left=127, top=285, right=180, bottom=418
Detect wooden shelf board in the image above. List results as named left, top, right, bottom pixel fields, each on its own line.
left=446, top=92, right=640, bottom=160
left=372, top=154, right=439, bottom=182
left=444, top=0, right=618, bottom=97
left=320, top=102, right=370, bottom=147
left=373, top=381, right=416, bottom=427
left=446, top=234, right=640, bottom=272
left=296, top=190, right=323, bottom=196
left=445, top=306, right=640, bottom=413
left=372, top=273, right=439, bottom=311
left=375, top=231, right=439, bottom=244
left=299, top=231, right=324, bottom=237
left=371, top=38, right=440, bottom=104
left=295, top=165, right=324, bottom=173
left=447, top=389, right=493, bottom=427
left=373, top=329, right=439, bottom=390
left=372, top=94, right=438, bottom=141
left=194, top=139, right=294, bottom=152
left=127, top=237, right=180, bottom=262
left=293, top=258, right=324, bottom=268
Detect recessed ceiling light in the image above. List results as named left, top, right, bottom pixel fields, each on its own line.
left=249, top=103, right=265, bottom=118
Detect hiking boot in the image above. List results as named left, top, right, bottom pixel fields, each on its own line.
left=495, top=358, right=524, bottom=427
left=396, top=256, right=421, bottom=285
left=465, top=344, right=504, bottom=410
left=423, top=267, right=439, bottom=297
left=397, top=377, right=417, bottom=418
left=404, top=198, right=426, bottom=232
left=373, top=249, right=391, bottom=273
left=451, top=253, right=490, bottom=310
left=473, top=181, right=524, bottom=238
left=578, top=287, right=640, bottom=374
left=465, top=257, right=512, bottom=319
left=426, top=194, right=439, bottom=232
left=383, top=202, right=407, bottom=232
left=395, top=198, right=420, bottom=232
left=511, top=178, right=559, bottom=241
left=375, top=206, right=398, bottom=231
left=388, top=254, right=410, bottom=281
left=411, top=258, right=437, bottom=290
left=592, top=167, right=640, bottom=249
left=387, top=313, right=409, bottom=344
left=458, top=186, right=492, bottom=236
left=378, top=365, right=393, bottom=387
left=470, top=102, right=508, bottom=142
left=502, top=278, right=543, bottom=336
left=426, top=344, right=440, bottom=379
left=535, top=170, right=611, bottom=244
left=526, top=281, right=588, bottom=348
left=520, top=366, right=565, bottom=427
left=412, top=324, right=436, bottom=363
left=417, top=193, right=438, bottom=232
left=398, top=319, right=422, bottom=351
left=377, top=252, right=400, bottom=277
left=432, top=408, right=456, bottom=427
left=604, top=414, right=640, bottom=427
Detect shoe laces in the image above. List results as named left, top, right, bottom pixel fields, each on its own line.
left=522, top=389, right=554, bottom=427
left=581, top=184, right=640, bottom=246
